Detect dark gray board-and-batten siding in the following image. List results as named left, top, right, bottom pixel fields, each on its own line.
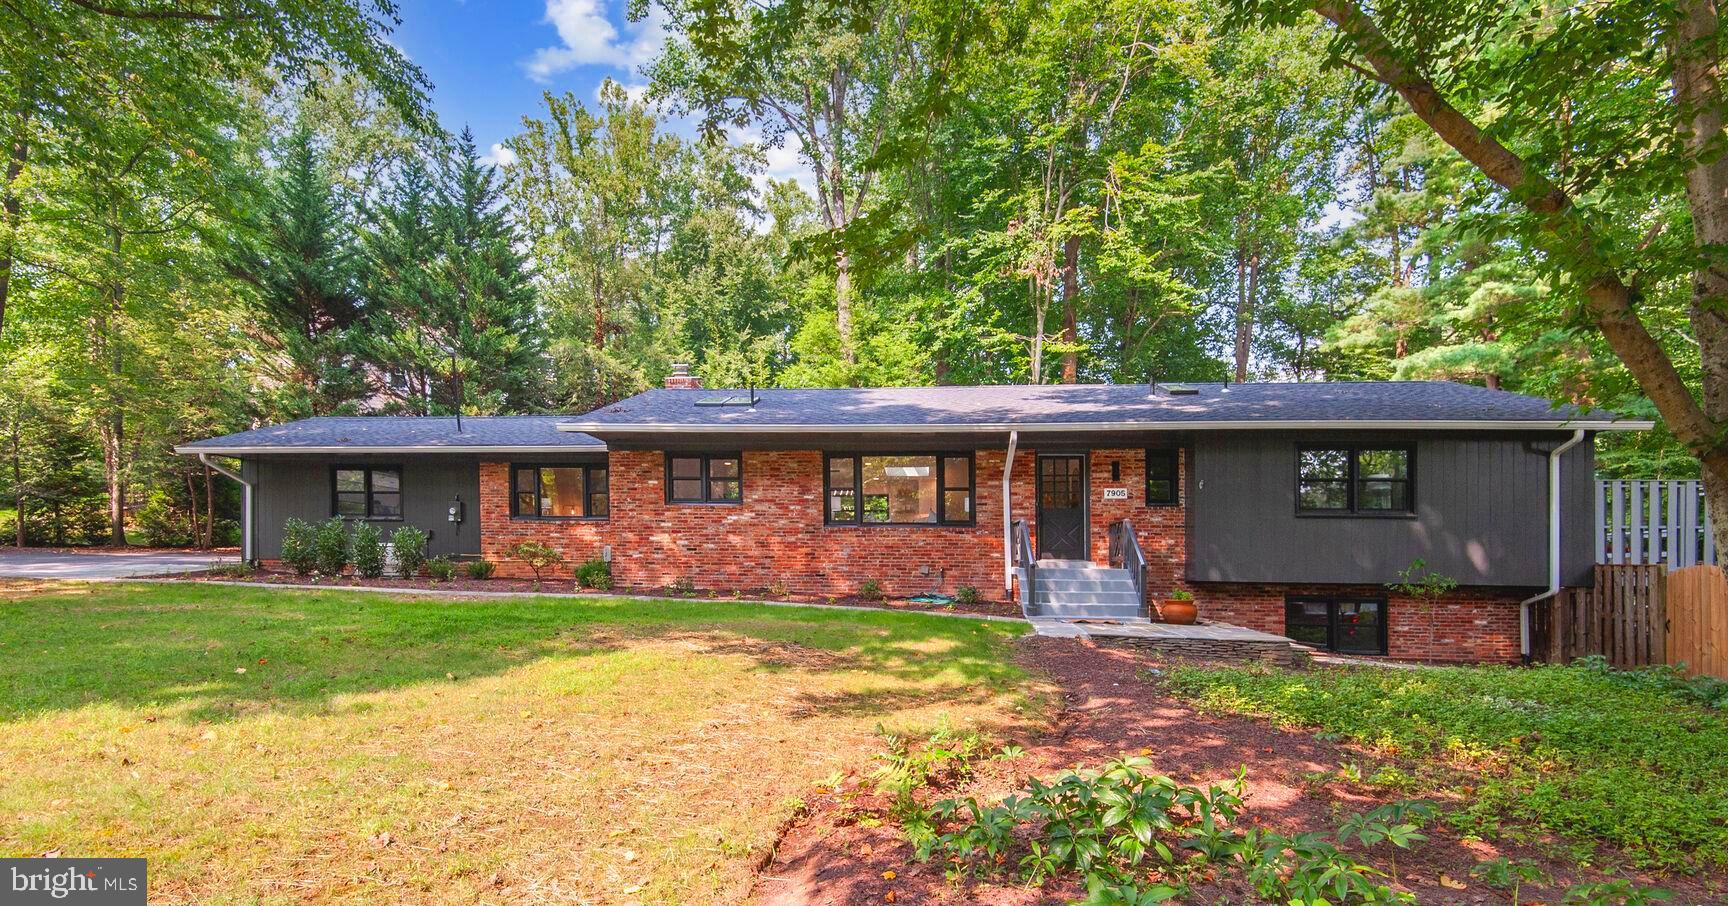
left=1186, top=431, right=1594, bottom=588
left=242, top=455, right=484, bottom=559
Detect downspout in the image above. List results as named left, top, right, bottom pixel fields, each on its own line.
left=1003, top=430, right=1019, bottom=597
left=198, top=452, right=253, bottom=563
left=1519, top=429, right=1587, bottom=660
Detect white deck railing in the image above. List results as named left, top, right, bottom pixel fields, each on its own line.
left=1597, top=479, right=1715, bottom=567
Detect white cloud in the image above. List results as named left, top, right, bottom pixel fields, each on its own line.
left=727, top=124, right=816, bottom=201
left=525, top=0, right=667, bottom=83
left=481, top=143, right=518, bottom=167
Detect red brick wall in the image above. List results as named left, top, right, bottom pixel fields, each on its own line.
left=1085, top=448, right=1187, bottom=599
left=1191, top=582, right=1527, bottom=663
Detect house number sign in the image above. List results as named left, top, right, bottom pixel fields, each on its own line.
left=1101, top=488, right=1129, bottom=501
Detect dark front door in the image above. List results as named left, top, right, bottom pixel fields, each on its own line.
left=1037, top=455, right=1086, bottom=560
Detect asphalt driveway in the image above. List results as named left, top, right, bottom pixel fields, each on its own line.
left=0, top=549, right=237, bottom=579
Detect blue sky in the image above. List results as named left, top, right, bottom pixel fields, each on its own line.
left=393, top=0, right=666, bottom=165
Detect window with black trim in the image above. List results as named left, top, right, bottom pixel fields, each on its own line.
left=1285, top=596, right=1388, bottom=655
left=667, top=454, right=742, bottom=504
left=824, top=453, right=973, bottom=525
left=512, top=464, right=608, bottom=518
left=1145, top=449, right=1179, bottom=505
left=1297, top=446, right=1413, bottom=514
left=332, top=466, right=402, bottom=520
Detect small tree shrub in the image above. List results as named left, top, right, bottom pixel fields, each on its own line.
left=858, top=579, right=884, bottom=601
left=281, top=518, right=318, bottom=576
left=135, top=491, right=193, bottom=547
left=389, top=525, right=428, bottom=577
left=464, top=559, right=495, bottom=580
left=574, top=558, right=612, bottom=590
left=313, top=517, right=349, bottom=575
left=350, top=523, right=385, bottom=578
left=666, top=576, right=696, bottom=596
left=426, top=556, right=456, bottom=581
left=509, top=541, right=564, bottom=583
left=955, top=585, right=981, bottom=606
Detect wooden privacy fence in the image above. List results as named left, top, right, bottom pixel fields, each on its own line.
left=1531, top=563, right=1728, bottom=680
left=1596, top=479, right=1715, bottom=566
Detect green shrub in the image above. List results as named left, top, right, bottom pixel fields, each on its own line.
left=206, top=562, right=258, bottom=579
left=281, top=518, right=318, bottom=576
left=509, top=541, right=564, bottom=583
left=350, top=523, right=385, bottom=578
left=574, top=558, right=612, bottom=590
left=858, top=579, right=884, bottom=601
left=666, top=576, right=696, bottom=596
left=464, top=559, right=495, bottom=580
left=1167, top=661, right=1728, bottom=868
left=955, top=585, right=980, bottom=606
left=389, top=525, right=428, bottom=577
left=135, top=491, right=193, bottom=547
left=312, top=517, right=349, bottom=575
left=425, top=555, right=456, bottom=581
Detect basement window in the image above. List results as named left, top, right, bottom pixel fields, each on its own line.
left=332, top=466, right=403, bottom=520
left=1286, top=596, right=1388, bottom=655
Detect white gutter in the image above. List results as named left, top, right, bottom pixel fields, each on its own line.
left=1002, top=430, right=1019, bottom=597
left=173, top=444, right=606, bottom=455
left=198, top=452, right=255, bottom=563
left=554, top=419, right=1651, bottom=435
left=1519, top=428, right=1588, bottom=659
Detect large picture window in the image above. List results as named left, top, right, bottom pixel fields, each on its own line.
left=1285, top=596, right=1388, bottom=655
left=1145, top=449, right=1179, bottom=506
left=825, top=453, right=973, bottom=526
left=666, top=454, right=742, bottom=504
left=332, top=466, right=402, bottom=520
left=1297, top=446, right=1413, bottom=515
left=512, top=464, right=608, bottom=519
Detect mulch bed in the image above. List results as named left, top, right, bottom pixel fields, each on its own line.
left=753, top=637, right=1724, bottom=905
left=153, top=567, right=1024, bottom=618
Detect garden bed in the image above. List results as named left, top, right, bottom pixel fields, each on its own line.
left=155, top=565, right=1026, bottom=618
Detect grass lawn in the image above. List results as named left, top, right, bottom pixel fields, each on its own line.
left=0, top=580, right=1041, bottom=904
left=1166, top=660, right=1728, bottom=872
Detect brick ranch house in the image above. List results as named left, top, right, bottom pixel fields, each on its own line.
left=178, top=373, right=1649, bottom=663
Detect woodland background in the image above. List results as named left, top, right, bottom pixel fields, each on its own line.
left=0, top=0, right=1702, bottom=548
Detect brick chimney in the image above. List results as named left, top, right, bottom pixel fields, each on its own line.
left=664, top=363, right=702, bottom=390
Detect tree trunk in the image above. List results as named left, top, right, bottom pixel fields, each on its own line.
left=1060, top=234, right=1080, bottom=383
left=9, top=408, right=22, bottom=547
left=1233, top=236, right=1252, bottom=383
left=0, top=105, right=28, bottom=340
left=203, top=464, right=215, bottom=548
left=101, top=218, right=127, bottom=547
left=185, top=470, right=201, bottom=548
left=836, top=247, right=854, bottom=367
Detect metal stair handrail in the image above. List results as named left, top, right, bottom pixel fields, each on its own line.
left=1012, top=518, right=1036, bottom=614
left=1108, top=518, right=1148, bottom=618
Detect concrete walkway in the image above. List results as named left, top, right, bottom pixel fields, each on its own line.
left=0, top=549, right=237, bottom=579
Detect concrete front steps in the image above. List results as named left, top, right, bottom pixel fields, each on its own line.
left=1018, top=559, right=1147, bottom=621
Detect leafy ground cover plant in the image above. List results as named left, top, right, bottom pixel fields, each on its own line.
left=313, top=517, right=349, bottom=576
left=1165, top=662, right=1728, bottom=869
left=425, top=555, right=456, bottom=581
left=858, top=579, right=884, bottom=601
left=389, top=525, right=428, bottom=577
left=666, top=576, right=696, bottom=596
left=464, top=559, right=495, bottom=580
left=281, top=518, right=317, bottom=576
left=350, top=523, right=385, bottom=579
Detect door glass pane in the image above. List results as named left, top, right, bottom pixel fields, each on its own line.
left=539, top=467, right=586, bottom=517
left=861, top=455, right=937, bottom=523
left=1333, top=600, right=1384, bottom=654
left=1284, top=599, right=1331, bottom=647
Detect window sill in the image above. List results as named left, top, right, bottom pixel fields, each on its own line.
left=1295, top=511, right=1417, bottom=520
left=667, top=500, right=743, bottom=506
left=336, top=516, right=404, bottom=522
left=510, top=515, right=609, bottom=523
left=823, top=521, right=978, bottom=529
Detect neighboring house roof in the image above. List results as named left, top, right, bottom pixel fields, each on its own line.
left=175, top=416, right=607, bottom=454
left=553, top=382, right=1650, bottom=435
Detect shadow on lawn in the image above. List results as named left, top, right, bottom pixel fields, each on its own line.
left=0, top=581, right=1028, bottom=724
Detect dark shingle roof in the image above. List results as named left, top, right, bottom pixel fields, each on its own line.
left=555, top=382, right=1643, bottom=432
left=177, top=416, right=605, bottom=453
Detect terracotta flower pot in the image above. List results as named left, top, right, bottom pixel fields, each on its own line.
left=1158, top=599, right=1198, bottom=625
